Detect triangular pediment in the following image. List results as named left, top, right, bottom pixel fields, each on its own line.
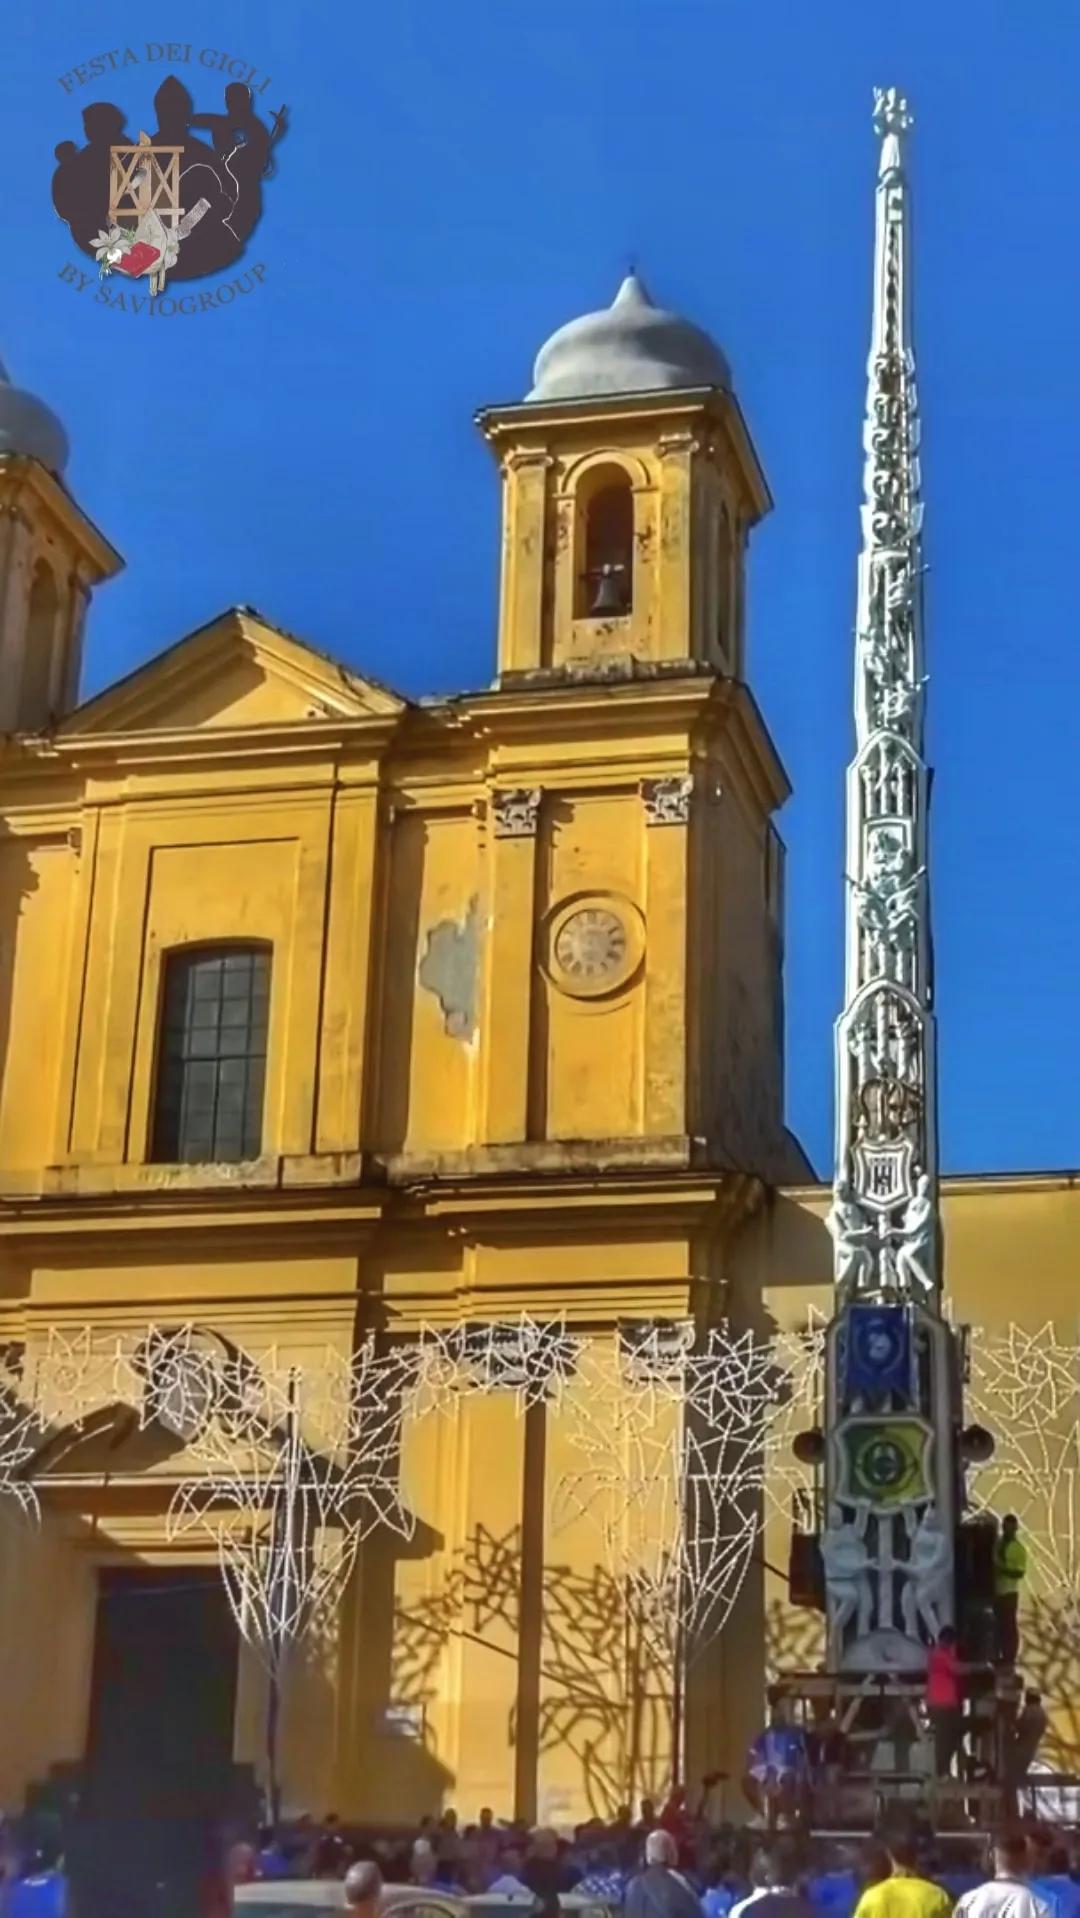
left=63, top=607, right=406, bottom=736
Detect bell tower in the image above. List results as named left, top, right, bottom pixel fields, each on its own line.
left=469, top=271, right=808, bottom=1189
left=0, top=356, right=122, bottom=734
left=477, top=275, right=770, bottom=682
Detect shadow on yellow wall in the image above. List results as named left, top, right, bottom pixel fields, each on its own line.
left=384, top=1521, right=677, bottom=1820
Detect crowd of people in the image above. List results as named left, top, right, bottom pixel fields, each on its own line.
left=3, top=1781, right=1080, bottom=1917
left=223, top=1793, right=1080, bottom=1918
left=268, top=1818, right=1080, bottom=1918
left=0, top=1506, right=1055, bottom=1918
left=229, top=1787, right=724, bottom=1902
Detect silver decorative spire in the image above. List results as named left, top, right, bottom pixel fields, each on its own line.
left=826, top=89, right=940, bottom=1311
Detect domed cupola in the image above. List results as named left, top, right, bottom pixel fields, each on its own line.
left=0, top=356, right=70, bottom=477
left=526, top=273, right=732, bottom=404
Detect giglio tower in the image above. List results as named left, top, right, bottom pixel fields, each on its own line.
left=821, top=90, right=962, bottom=1675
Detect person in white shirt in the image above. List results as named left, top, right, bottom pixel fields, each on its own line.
left=954, top=1836, right=1053, bottom=1918
left=624, top=1830, right=703, bottom=1918
left=343, top=1861, right=382, bottom=1916
left=488, top=1848, right=532, bottom=1896
left=731, top=1852, right=781, bottom=1918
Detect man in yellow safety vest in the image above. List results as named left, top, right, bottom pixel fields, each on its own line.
left=993, top=1513, right=1027, bottom=1667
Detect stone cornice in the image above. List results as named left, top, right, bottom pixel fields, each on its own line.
left=474, top=386, right=772, bottom=525
left=46, top=714, right=402, bottom=772
left=442, top=671, right=790, bottom=814
left=0, top=1158, right=764, bottom=1247
left=0, top=454, right=123, bottom=580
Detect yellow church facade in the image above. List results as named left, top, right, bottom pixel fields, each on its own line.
left=1, top=281, right=1079, bottom=1833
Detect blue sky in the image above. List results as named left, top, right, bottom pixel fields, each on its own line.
left=3, top=1, right=1077, bottom=1180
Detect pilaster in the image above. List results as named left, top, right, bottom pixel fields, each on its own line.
left=641, top=774, right=692, bottom=1136
left=498, top=452, right=551, bottom=675
left=0, top=508, right=32, bottom=731
left=655, top=436, right=695, bottom=660
left=54, top=571, right=90, bottom=717
left=478, top=786, right=541, bottom=1145
left=317, top=783, right=382, bottom=1154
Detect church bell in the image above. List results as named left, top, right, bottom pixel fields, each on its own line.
left=587, top=563, right=630, bottom=616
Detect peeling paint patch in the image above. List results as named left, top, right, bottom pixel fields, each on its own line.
left=418, top=895, right=479, bottom=1040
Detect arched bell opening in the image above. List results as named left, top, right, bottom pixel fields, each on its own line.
left=19, top=559, right=61, bottom=732
left=575, top=465, right=636, bottom=619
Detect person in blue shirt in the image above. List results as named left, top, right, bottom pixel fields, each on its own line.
left=807, top=1845, right=861, bottom=1918
left=1029, top=1838, right=1080, bottom=1918
left=5, top=1849, right=66, bottom=1918
left=577, top=1851, right=630, bottom=1903
left=703, top=1874, right=740, bottom=1918
left=743, top=1690, right=811, bottom=1829
left=255, top=1825, right=291, bottom=1880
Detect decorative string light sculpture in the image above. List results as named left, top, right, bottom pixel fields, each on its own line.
left=0, top=1343, right=45, bottom=1518
left=429, top=1313, right=584, bottom=1410
left=0, top=1323, right=448, bottom=1774
left=0, top=1318, right=468, bottom=1813
left=556, top=1321, right=781, bottom=1668
left=151, top=1326, right=456, bottom=1819
left=764, top=1310, right=828, bottom=1522
left=162, top=1339, right=430, bottom=1641
left=966, top=1323, right=1080, bottom=1602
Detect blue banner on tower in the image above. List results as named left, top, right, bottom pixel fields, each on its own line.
left=843, top=1305, right=913, bottom=1404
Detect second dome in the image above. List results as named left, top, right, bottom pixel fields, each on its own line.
left=526, top=273, right=732, bottom=404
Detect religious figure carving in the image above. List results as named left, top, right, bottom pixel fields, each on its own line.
left=880, top=676, right=926, bottom=730
left=891, top=1173, right=935, bottom=1296
left=826, top=1182, right=876, bottom=1296
left=641, top=775, right=693, bottom=827
left=873, top=87, right=913, bottom=142
left=901, top=1502, right=952, bottom=1640
left=856, top=1077, right=921, bottom=1142
left=885, top=566, right=912, bottom=620
left=821, top=1501, right=874, bottom=1640
left=846, top=988, right=922, bottom=1090
left=854, top=826, right=923, bottom=957
left=861, top=565, right=925, bottom=732
left=861, top=620, right=907, bottom=701
left=491, top=788, right=541, bottom=839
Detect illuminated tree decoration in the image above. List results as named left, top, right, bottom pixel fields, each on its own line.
left=0, top=1343, right=45, bottom=1518
left=556, top=1320, right=781, bottom=1668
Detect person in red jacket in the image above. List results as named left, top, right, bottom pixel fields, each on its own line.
left=658, top=1786, right=695, bottom=1867
left=924, top=1625, right=964, bottom=1777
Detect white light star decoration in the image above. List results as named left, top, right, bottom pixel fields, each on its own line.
left=435, top=1314, right=584, bottom=1409
left=763, top=1310, right=828, bottom=1523
left=0, top=1321, right=455, bottom=1650
left=163, top=1337, right=431, bottom=1654
left=965, top=1322, right=1080, bottom=1603
left=554, top=1321, right=782, bottom=1666
left=0, top=1344, right=46, bottom=1518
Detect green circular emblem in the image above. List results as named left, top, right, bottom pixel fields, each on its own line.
left=858, top=1436, right=908, bottom=1489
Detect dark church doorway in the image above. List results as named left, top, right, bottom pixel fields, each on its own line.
left=71, top=1566, right=239, bottom=1918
